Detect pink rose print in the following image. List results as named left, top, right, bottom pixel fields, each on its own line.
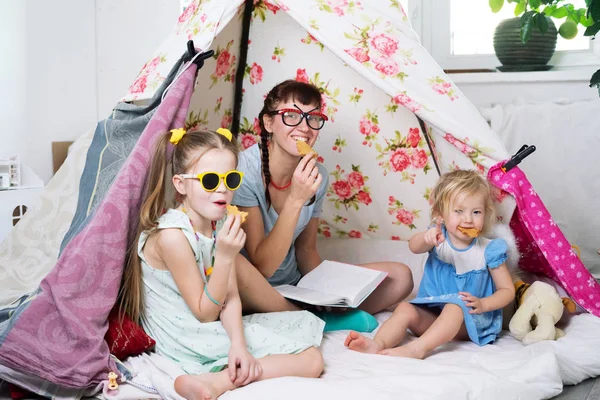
left=369, top=33, right=399, bottom=58
left=347, top=171, right=365, bottom=189
left=349, top=230, right=362, bottom=239
left=318, top=219, right=332, bottom=238
left=240, top=134, right=258, bottom=150
left=178, top=2, right=197, bottom=23
left=322, top=230, right=331, bottom=238
left=345, top=47, right=370, bottom=63
left=221, top=113, right=233, bottom=129
left=357, top=191, right=372, bottom=205
left=396, top=209, right=414, bottom=225
left=407, top=127, right=420, bottom=148
left=429, top=76, right=458, bottom=101
left=216, top=50, right=231, bottom=77
left=443, top=133, right=490, bottom=166
left=129, top=74, right=148, bottom=94
left=388, top=197, right=420, bottom=229
left=249, top=62, right=263, bottom=84
left=327, top=165, right=372, bottom=211
left=253, top=117, right=262, bottom=136
left=332, top=180, right=353, bottom=199
left=295, top=68, right=309, bottom=83
left=390, top=148, right=411, bottom=172
left=373, top=57, right=400, bottom=76
left=317, top=156, right=325, bottom=163
left=359, top=119, right=373, bottom=135
left=411, top=149, right=428, bottom=169
left=392, top=92, right=420, bottom=113
left=264, top=0, right=280, bottom=13
left=391, top=236, right=401, bottom=241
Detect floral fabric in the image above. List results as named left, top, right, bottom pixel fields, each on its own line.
left=121, top=0, right=513, bottom=241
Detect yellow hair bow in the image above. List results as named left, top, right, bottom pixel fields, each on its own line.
left=169, top=128, right=186, bottom=145
left=216, top=128, right=233, bottom=142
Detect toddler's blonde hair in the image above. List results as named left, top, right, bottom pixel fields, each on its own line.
left=430, top=170, right=496, bottom=234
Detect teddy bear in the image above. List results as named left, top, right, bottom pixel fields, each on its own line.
left=508, top=280, right=577, bottom=345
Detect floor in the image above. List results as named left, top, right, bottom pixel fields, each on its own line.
left=1, top=376, right=599, bottom=399
left=552, top=377, right=600, bottom=400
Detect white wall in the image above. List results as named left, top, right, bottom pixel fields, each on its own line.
left=95, top=0, right=178, bottom=119
left=0, top=0, right=178, bottom=184
left=0, top=1, right=96, bottom=184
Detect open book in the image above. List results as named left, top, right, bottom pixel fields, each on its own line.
left=274, top=260, right=388, bottom=308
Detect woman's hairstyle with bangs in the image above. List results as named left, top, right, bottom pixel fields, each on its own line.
left=258, top=79, right=322, bottom=207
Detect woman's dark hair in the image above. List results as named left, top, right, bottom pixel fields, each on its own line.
left=258, top=80, right=322, bottom=207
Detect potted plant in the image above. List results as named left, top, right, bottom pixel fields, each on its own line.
left=490, top=0, right=600, bottom=90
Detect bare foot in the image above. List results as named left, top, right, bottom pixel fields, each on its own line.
left=378, top=343, right=426, bottom=359
left=175, top=374, right=219, bottom=400
left=344, top=331, right=383, bottom=354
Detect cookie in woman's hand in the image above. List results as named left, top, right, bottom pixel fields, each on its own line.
left=296, top=140, right=317, bottom=158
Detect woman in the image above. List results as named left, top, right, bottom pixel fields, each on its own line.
left=233, top=80, right=413, bottom=316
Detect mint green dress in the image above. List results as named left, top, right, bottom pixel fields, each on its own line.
left=139, top=209, right=325, bottom=374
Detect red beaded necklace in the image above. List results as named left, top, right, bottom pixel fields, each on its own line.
left=270, top=179, right=292, bottom=190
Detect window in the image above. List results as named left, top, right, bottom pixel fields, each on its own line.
left=12, top=205, right=27, bottom=226
left=407, top=0, right=600, bottom=70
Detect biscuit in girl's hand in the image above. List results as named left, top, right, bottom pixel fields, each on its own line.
left=457, top=226, right=480, bottom=238
left=296, top=140, right=317, bottom=158
left=226, top=204, right=248, bottom=223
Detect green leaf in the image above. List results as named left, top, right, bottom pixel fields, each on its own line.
left=552, top=7, right=568, bottom=18
left=515, top=1, right=526, bottom=16
left=543, top=5, right=556, bottom=16
left=529, top=0, right=541, bottom=9
left=584, top=20, right=600, bottom=36
left=592, top=0, right=600, bottom=21
left=589, top=68, right=600, bottom=87
left=536, top=13, right=549, bottom=33
left=489, top=0, right=504, bottom=13
left=521, top=11, right=536, bottom=42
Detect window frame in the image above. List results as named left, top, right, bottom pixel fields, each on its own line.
left=408, top=0, right=600, bottom=71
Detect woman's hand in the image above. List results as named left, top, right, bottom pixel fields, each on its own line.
left=228, top=343, right=262, bottom=387
left=423, top=221, right=444, bottom=247
left=460, top=292, right=486, bottom=314
left=216, top=214, right=246, bottom=262
left=289, top=154, right=322, bottom=205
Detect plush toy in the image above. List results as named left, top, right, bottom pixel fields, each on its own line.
left=509, top=280, right=577, bottom=345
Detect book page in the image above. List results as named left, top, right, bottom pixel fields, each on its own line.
left=296, top=260, right=387, bottom=306
left=274, top=285, right=345, bottom=307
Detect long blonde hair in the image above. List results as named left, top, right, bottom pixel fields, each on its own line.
left=119, top=129, right=239, bottom=324
left=430, top=170, right=496, bottom=235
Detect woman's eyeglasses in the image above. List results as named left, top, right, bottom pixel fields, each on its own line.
left=267, top=104, right=328, bottom=130
left=179, top=170, right=244, bottom=192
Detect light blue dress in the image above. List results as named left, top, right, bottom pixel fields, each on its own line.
left=139, top=209, right=325, bottom=374
left=232, top=144, right=329, bottom=286
left=410, top=226, right=508, bottom=345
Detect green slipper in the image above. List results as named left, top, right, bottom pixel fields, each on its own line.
left=314, top=309, right=379, bottom=333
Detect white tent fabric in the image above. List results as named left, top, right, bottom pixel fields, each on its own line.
left=122, top=0, right=515, bottom=240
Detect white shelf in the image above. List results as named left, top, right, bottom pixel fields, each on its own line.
left=448, top=66, right=598, bottom=84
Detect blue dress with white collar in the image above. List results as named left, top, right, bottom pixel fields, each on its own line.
left=410, top=226, right=508, bottom=345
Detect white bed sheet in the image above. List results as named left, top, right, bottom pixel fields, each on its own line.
left=107, top=312, right=600, bottom=400
left=100, top=238, right=600, bottom=400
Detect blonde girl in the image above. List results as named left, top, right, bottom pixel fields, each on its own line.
left=345, top=170, right=515, bottom=359
left=120, top=128, right=324, bottom=400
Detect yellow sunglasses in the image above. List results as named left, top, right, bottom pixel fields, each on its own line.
left=179, top=170, right=244, bottom=192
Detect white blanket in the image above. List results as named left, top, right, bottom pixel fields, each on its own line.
left=105, top=312, right=600, bottom=400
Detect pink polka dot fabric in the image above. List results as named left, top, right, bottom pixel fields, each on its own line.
left=488, top=163, right=600, bottom=317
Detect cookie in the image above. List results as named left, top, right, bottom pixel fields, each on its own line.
left=296, top=140, right=317, bottom=157
left=457, top=226, right=479, bottom=238
left=226, top=204, right=248, bottom=223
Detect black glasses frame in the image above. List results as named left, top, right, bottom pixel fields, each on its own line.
left=267, top=104, right=328, bottom=130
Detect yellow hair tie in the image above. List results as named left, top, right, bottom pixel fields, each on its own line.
left=216, top=128, right=233, bottom=142
left=170, top=128, right=186, bottom=145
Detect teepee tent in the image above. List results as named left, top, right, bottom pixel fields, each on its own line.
left=1, top=0, right=599, bottom=397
